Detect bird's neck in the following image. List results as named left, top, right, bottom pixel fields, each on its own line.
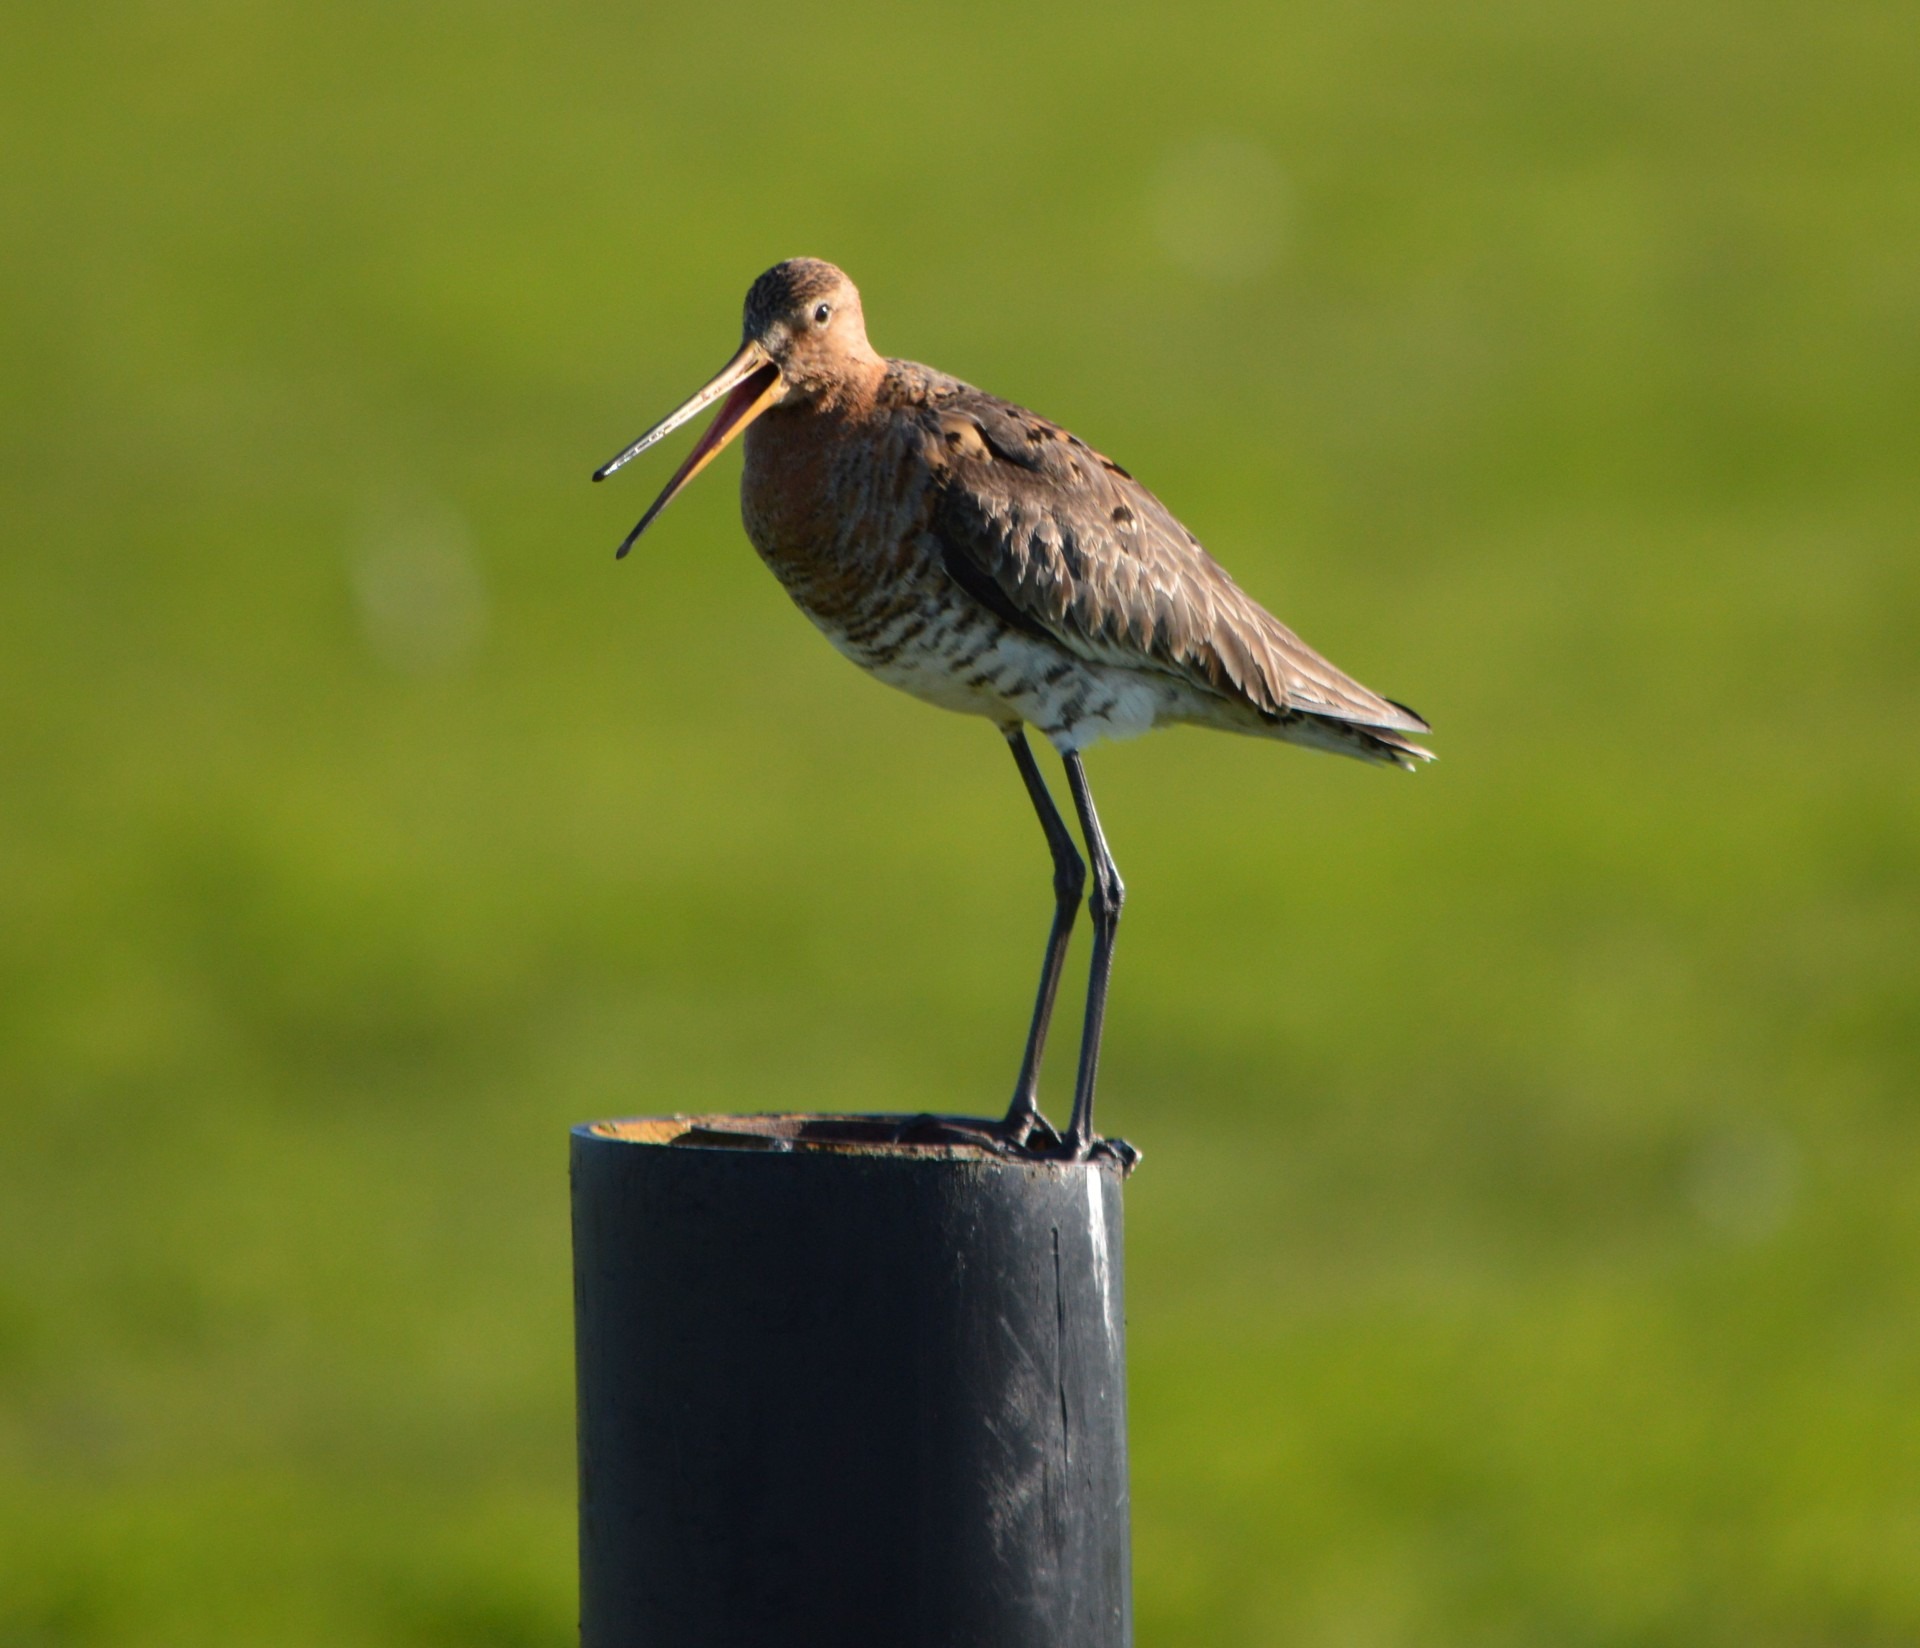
left=805, top=350, right=887, bottom=419
left=744, top=354, right=893, bottom=508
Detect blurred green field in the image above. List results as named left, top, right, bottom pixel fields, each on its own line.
left=3, top=2, right=1917, bottom=1642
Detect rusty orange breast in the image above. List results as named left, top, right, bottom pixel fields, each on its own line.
left=740, top=392, right=937, bottom=636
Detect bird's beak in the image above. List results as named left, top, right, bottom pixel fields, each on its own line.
left=593, top=339, right=783, bottom=558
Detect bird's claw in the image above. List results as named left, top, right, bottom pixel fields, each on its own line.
left=1000, top=1107, right=1062, bottom=1153
left=890, top=1110, right=1135, bottom=1172
left=1087, top=1135, right=1141, bottom=1174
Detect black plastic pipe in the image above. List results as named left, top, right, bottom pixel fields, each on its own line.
left=571, top=1114, right=1132, bottom=1648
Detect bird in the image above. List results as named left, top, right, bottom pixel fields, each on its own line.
left=594, top=258, right=1431, bottom=1163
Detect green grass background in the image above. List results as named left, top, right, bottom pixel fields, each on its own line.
left=3, top=2, right=1916, bottom=1642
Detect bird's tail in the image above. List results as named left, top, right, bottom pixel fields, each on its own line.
left=1281, top=712, right=1436, bottom=772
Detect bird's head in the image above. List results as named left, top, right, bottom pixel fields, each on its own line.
left=593, top=258, right=883, bottom=557
left=741, top=258, right=880, bottom=400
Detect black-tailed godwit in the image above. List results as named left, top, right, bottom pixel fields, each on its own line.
left=595, top=258, right=1432, bottom=1161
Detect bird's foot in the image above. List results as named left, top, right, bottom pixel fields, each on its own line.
left=999, top=1105, right=1062, bottom=1154
left=888, top=1110, right=1137, bottom=1173
left=1021, top=1122, right=1142, bottom=1174
left=1003, top=1108, right=1143, bottom=1169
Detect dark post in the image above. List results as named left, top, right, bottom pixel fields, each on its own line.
left=571, top=1114, right=1132, bottom=1648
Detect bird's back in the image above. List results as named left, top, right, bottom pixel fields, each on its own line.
left=743, top=358, right=1432, bottom=767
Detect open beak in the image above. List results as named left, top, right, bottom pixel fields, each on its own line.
left=593, top=339, right=783, bottom=558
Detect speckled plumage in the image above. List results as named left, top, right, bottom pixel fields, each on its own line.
left=725, top=267, right=1431, bottom=766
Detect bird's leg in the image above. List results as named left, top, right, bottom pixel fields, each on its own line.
left=999, top=727, right=1085, bottom=1148
left=1061, top=751, right=1125, bottom=1159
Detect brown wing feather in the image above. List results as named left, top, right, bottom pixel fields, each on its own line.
left=915, top=383, right=1429, bottom=735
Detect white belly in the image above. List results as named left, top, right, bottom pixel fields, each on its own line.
left=821, top=612, right=1192, bottom=752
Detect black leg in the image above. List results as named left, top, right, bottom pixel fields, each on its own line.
left=1061, top=751, right=1124, bottom=1156
left=1000, top=727, right=1085, bottom=1143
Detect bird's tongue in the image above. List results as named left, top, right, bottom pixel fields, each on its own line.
left=680, top=362, right=782, bottom=473
left=614, top=361, right=782, bottom=557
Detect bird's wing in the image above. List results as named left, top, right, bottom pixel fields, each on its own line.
left=915, top=385, right=1428, bottom=733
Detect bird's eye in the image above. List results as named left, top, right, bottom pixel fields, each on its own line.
left=813, top=302, right=832, bottom=326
